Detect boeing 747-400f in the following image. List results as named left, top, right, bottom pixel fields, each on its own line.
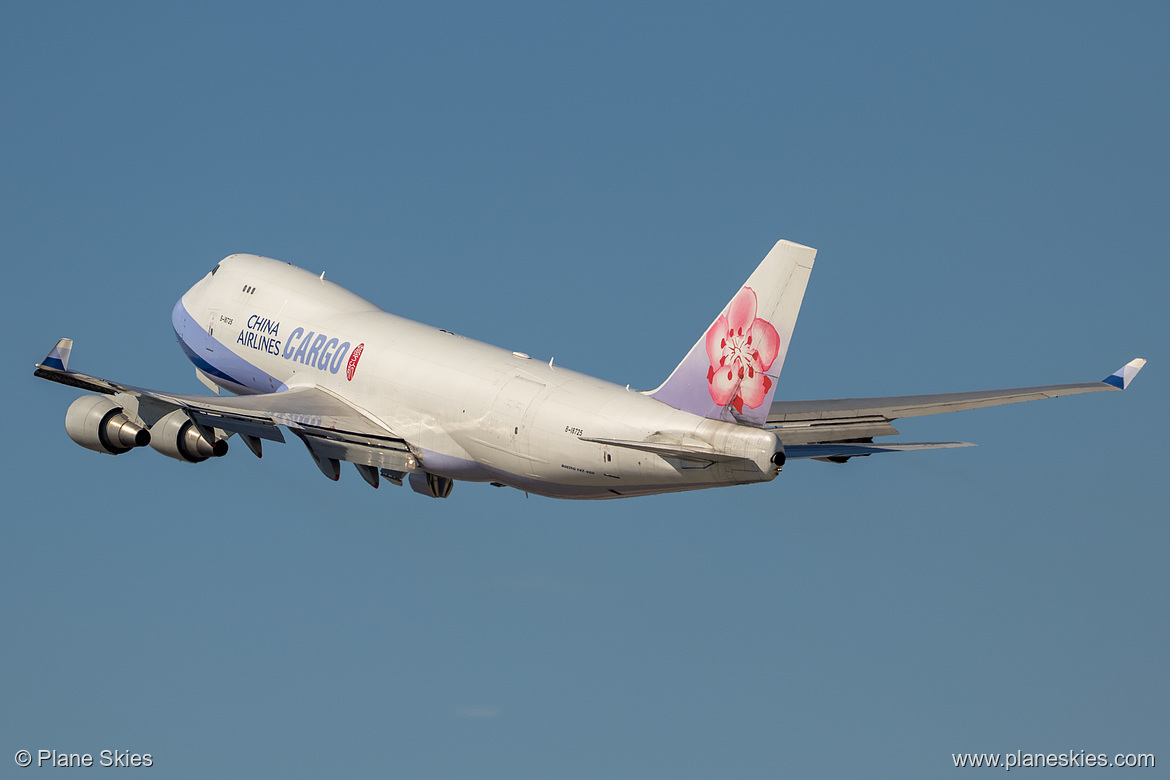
left=34, top=241, right=1145, bottom=499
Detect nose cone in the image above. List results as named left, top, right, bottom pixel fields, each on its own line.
left=173, top=269, right=213, bottom=340
left=182, top=271, right=211, bottom=307
left=172, top=286, right=201, bottom=337
left=172, top=296, right=190, bottom=340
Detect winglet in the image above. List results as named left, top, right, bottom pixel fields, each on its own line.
left=1102, top=358, right=1147, bottom=390
left=42, top=338, right=73, bottom=371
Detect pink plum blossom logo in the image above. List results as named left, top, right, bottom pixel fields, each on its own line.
left=704, top=286, right=780, bottom=413
left=346, top=343, right=364, bottom=381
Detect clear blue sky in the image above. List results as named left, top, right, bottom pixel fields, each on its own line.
left=3, top=2, right=1166, bottom=777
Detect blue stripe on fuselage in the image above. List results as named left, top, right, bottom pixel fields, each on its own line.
left=172, top=299, right=288, bottom=394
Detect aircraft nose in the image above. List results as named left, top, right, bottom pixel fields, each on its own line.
left=180, top=266, right=217, bottom=308
left=174, top=273, right=212, bottom=337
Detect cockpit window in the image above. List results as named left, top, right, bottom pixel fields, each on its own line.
left=210, top=263, right=220, bottom=276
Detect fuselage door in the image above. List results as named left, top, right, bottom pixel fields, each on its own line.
left=489, top=376, right=545, bottom=474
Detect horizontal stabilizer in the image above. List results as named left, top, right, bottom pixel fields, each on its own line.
left=785, top=441, right=975, bottom=461
left=578, top=435, right=746, bottom=463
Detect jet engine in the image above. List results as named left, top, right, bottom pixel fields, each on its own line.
left=409, top=471, right=454, bottom=498
left=149, top=409, right=228, bottom=463
left=65, top=395, right=151, bottom=455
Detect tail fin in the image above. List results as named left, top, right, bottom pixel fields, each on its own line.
left=647, top=240, right=815, bottom=426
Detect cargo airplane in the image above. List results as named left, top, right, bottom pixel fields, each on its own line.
left=34, top=241, right=1145, bottom=499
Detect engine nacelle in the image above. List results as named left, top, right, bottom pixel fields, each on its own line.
left=409, top=471, right=454, bottom=498
left=149, top=409, right=228, bottom=463
left=65, top=395, right=151, bottom=455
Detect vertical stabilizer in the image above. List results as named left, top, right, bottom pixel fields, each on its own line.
left=647, top=240, right=815, bottom=426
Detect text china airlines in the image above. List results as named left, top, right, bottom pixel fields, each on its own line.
left=235, top=314, right=363, bottom=379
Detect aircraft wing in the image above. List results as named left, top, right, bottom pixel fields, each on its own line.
left=767, top=358, right=1147, bottom=450
left=35, top=338, right=415, bottom=483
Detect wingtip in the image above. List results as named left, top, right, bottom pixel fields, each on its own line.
left=1103, top=358, right=1147, bottom=390
left=41, top=337, right=73, bottom=371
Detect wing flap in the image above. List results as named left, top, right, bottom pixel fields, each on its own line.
left=34, top=365, right=118, bottom=395
left=188, top=411, right=287, bottom=443
left=770, top=417, right=901, bottom=445
left=294, top=430, right=418, bottom=472
left=140, top=386, right=395, bottom=438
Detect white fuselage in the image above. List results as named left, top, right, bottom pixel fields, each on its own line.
left=175, top=254, right=781, bottom=498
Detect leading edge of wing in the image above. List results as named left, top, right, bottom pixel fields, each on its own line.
left=767, top=358, right=1147, bottom=425
left=141, top=386, right=397, bottom=440
left=35, top=342, right=399, bottom=442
